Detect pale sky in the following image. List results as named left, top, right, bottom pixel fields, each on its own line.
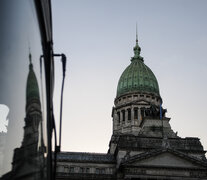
left=52, top=0, right=207, bottom=153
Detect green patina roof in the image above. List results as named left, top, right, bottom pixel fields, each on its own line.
left=116, top=37, right=160, bottom=98
left=26, top=54, right=40, bottom=102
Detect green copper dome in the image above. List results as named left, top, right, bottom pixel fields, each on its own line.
left=26, top=54, right=40, bottom=102
left=116, top=37, right=160, bottom=98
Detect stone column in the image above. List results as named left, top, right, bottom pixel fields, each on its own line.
left=120, top=109, right=123, bottom=124
left=131, top=106, right=134, bottom=125
left=125, top=109, right=128, bottom=125
left=113, top=111, right=118, bottom=131
left=138, top=108, right=141, bottom=125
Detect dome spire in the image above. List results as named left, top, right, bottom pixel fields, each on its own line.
left=26, top=50, right=40, bottom=110
left=28, top=47, right=33, bottom=70
left=136, top=23, right=138, bottom=45
left=29, top=47, right=31, bottom=63
left=132, top=24, right=143, bottom=61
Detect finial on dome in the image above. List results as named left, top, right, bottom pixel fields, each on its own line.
left=132, top=24, right=143, bottom=61
left=28, top=47, right=33, bottom=69
left=136, top=23, right=138, bottom=44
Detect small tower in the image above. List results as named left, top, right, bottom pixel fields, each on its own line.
left=21, top=52, right=42, bottom=149
left=10, top=53, right=45, bottom=179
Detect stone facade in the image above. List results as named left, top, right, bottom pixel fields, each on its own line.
left=56, top=152, right=116, bottom=179
left=56, top=36, right=207, bottom=180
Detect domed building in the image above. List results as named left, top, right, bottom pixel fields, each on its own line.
left=56, top=34, right=207, bottom=180
left=112, top=35, right=163, bottom=136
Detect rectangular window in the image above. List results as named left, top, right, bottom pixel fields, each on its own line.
left=134, top=108, right=138, bottom=119
left=122, top=110, right=125, bottom=122
left=64, top=166, right=69, bottom=173
left=80, top=167, right=84, bottom=173
left=86, top=168, right=90, bottom=173
left=69, top=167, right=74, bottom=173
left=96, top=168, right=100, bottom=174
left=127, top=109, right=131, bottom=120
left=141, top=108, right=145, bottom=120
left=117, top=112, right=120, bottom=123
left=100, top=168, right=105, bottom=174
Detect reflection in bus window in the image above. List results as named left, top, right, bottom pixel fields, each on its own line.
left=0, top=1, right=48, bottom=179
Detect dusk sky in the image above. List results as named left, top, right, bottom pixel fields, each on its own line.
left=52, top=0, right=207, bottom=153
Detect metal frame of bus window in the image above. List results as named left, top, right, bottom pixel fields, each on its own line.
left=34, top=1, right=54, bottom=180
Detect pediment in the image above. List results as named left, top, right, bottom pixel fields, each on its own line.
left=122, top=149, right=207, bottom=169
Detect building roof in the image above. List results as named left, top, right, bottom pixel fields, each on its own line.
left=57, top=152, right=115, bottom=163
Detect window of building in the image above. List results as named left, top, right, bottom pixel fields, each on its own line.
left=127, top=108, right=131, bottom=120
left=127, top=96, right=132, bottom=100
left=141, top=108, right=145, bottom=120
left=95, top=168, right=100, bottom=174
left=80, top=167, right=84, bottom=173
left=69, top=167, right=74, bottom=173
left=117, top=112, right=120, bottom=123
left=134, top=108, right=138, bottom=119
left=122, top=110, right=125, bottom=122
left=96, top=168, right=105, bottom=174
left=64, top=166, right=69, bottom=173
left=133, top=95, right=138, bottom=100
left=100, top=168, right=105, bottom=174
left=86, top=167, right=90, bottom=173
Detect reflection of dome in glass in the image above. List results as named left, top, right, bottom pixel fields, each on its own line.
left=26, top=54, right=40, bottom=103
left=116, top=37, right=160, bottom=98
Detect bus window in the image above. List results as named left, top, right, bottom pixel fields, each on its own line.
left=0, top=1, right=48, bottom=179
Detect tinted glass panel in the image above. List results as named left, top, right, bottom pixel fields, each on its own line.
left=0, top=1, right=47, bottom=179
